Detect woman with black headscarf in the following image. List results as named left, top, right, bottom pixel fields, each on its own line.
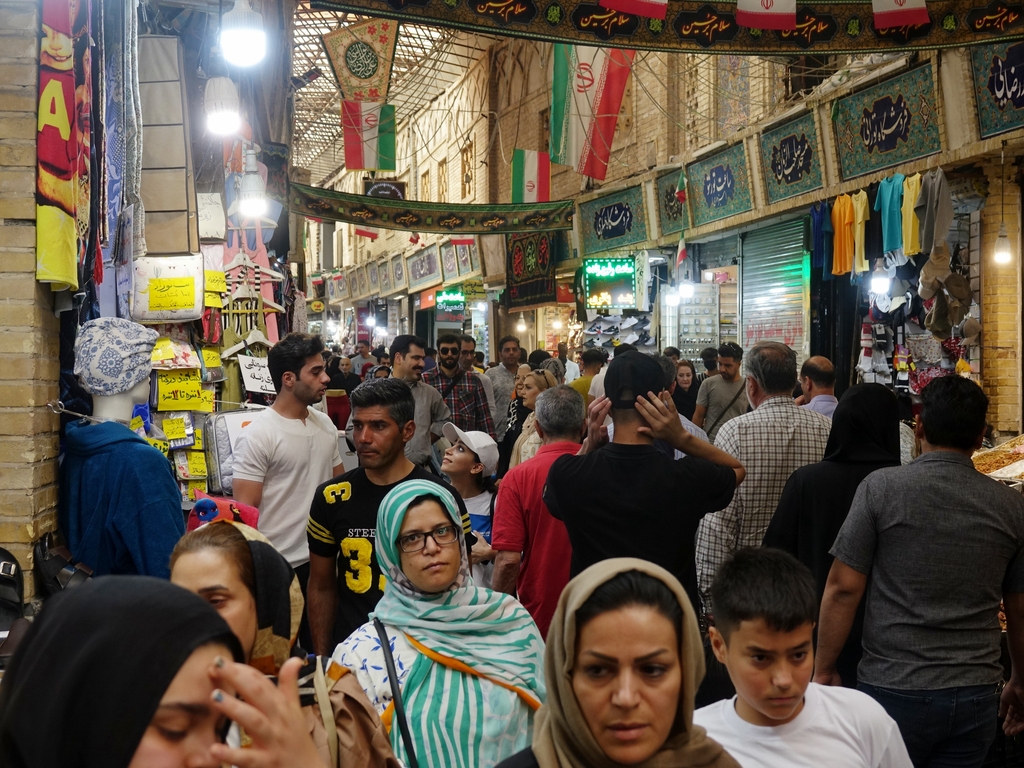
left=0, top=576, right=326, bottom=768
left=763, top=383, right=901, bottom=687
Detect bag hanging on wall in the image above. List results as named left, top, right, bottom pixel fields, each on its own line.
left=130, top=253, right=205, bottom=323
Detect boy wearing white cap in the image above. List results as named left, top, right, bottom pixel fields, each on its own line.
left=441, top=423, right=499, bottom=587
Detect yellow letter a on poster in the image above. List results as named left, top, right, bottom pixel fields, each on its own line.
left=38, top=79, right=71, bottom=140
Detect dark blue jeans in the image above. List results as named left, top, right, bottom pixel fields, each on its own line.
left=859, top=682, right=1000, bottom=768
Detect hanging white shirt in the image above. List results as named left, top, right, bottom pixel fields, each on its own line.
left=563, top=359, right=581, bottom=383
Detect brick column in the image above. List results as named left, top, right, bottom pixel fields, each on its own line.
left=0, top=0, right=61, bottom=600
left=980, top=161, right=1023, bottom=435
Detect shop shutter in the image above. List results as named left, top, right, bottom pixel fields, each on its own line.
left=740, top=218, right=810, bottom=361
left=693, top=235, right=739, bottom=269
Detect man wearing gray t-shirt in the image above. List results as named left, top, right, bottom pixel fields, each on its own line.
left=692, top=342, right=748, bottom=443
left=816, top=376, right=1024, bottom=766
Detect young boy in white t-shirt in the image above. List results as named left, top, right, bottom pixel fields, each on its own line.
left=693, top=548, right=912, bottom=768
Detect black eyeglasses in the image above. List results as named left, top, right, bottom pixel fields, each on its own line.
left=438, top=346, right=460, bottom=355
left=397, top=524, right=459, bottom=553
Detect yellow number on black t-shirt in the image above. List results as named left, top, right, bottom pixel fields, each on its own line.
left=340, top=537, right=372, bottom=594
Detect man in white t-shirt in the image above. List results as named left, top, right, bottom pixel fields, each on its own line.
left=694, top=547, right=912, bottom=768
left=557, top=342, right=580, bottom=384
left=233, top=333, right=344, bottom=643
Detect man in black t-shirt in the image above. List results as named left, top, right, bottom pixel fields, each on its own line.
left=543, top=351, right=745, bottom=613
left=306, top=378, right=469, bottom=655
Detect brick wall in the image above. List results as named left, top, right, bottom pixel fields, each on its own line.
left=0, top=0, right=61, bottom=600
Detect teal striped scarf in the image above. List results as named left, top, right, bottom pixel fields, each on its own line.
left=372, top=479, right=546, bottom=768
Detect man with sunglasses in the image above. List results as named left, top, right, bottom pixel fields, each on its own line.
left=423, top=333, right=496, bottom=439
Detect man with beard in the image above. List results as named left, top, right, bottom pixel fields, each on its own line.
left=486, top=335, right=522, bottom=442
left=305, top=378, right=471, bottom=653
left=423, top=333, right=495, bottom=439
left=389, top=334, right=451, bottom=469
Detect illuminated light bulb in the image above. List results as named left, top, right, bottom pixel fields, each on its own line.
left=476, top=301, right=487, bottom=312
left=205, top=76, right=240, bottom=135
left=220, top=0, right=266, bottom=67
left=869, top=265, right=891, bottom=295
left=516, top=313, right=527, bottom=332
left=995, top=223, right=1012, bottom=264
left=665, top=290, right=680, bottom=307
left=679, top=282, right=695, bottom=299
left=552, top=318, right=563, bottom=329
left=238, top=149, right=266, bottom=218
left=366, top=316, right=377, bottom=327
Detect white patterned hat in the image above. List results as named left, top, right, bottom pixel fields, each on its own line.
left=74, top=318, right=159, bottom=396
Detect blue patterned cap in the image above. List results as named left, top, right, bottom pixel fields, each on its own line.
left=74, top=318, right=159, bottom=396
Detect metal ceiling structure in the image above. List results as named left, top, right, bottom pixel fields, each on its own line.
left=292, top=2, right=496, bottom=184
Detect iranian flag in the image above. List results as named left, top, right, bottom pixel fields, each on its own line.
left=598, top=0, right=667, bottom=20
left=451, top=235, right=475, bottom=246
left=550, top=44, right=635, bottom=182
left=511, top=149, right=551, bottom=203
left=872, top=0, right=928, bottom=27
left=676, top=231, right=688, bottom=267
left=342, top=101, right=396, bottom=171
left=675, top=168, right=687, bottom=203
left=355, top=224, right=379, bottom=240
left=736, top=0, right=796, bottom=30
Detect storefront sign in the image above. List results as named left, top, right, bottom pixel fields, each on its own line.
left=759, top=112, right=824, bottom=204
left=310, top=300, right=325, bottom=313
left=291, top=182, right=574, bottom=234
left=832, top=65, right=941, bottom=180
left=435, top=287, right=466, bottom=322
left=656, top=171, right=688, bottom=237
left=687, top=144, right=753, bottom=227
left=971, top=38, right=1024, bottom=137
left=583, top=257, right=637, bottom=309
left=311, top=0, right=1024, bottom=54
left=419, top=289, right=437, bottom=309
left=579, top=186, right=648, bottom=255
left=238, top=356, right=277, bottom=395
left=463, top=279, right=486, bottom=303
left=363, top=179, right=406, bottom=199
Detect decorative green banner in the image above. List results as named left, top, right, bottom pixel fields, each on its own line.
left=312, top=0, right=1024, bottom=55
left=759, top=112, right=823, bottom=204
left=579, top=185, right=648, bottom=255
left=971, top=38, right=1024, bottom=138
left=290, top=183, right=575, bottom=234
left=687, top=143, right=753, bottom=227
left=832, top=65, right=941, bottom=180
left=655, top=171, right=688, bottom=237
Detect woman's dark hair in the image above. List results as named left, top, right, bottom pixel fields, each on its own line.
left=462, top=445, right=499, bottom=495
left=528, top=349, right=552, bottom=368
left=575, top=571, right=684, bottom=644
left=170, top=522, right=257, bottom=600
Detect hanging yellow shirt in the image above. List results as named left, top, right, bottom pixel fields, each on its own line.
left=852, top=190, right=870, bottom=273
left=902, top=173, right=922, bottom=258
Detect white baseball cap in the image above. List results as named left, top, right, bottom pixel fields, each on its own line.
left=442, top=423, right=498, bottom=476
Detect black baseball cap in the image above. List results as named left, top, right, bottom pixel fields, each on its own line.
left=604, top=351, right=665, bottom=410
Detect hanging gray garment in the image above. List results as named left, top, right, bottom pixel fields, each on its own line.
left=914, top=168, right=954, bottom=253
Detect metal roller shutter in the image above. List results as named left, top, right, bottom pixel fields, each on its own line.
left=693, top=235, right=739, bottom=269
left=740, top=218, right=810, bottom=362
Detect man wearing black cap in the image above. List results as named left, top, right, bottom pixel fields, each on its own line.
left=543, top=351, right=745, bottom=612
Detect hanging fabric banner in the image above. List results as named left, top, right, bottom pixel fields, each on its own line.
left=322, top=17, right=397, bottom=101
left=506, top=231, right=567, bottom=309
left=290, top=183, right=575, bottom=234
left=311, top=0, right=1024, bottom=55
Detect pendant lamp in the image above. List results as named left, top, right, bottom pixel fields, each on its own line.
left=516, top=313, right=527, bottom=332
left=220, top=0, right=266, bottom=67
left=205, top=75, right=240, bottom=135
left=238, top=149, right=267, bottom=218
left=995, top=145, right=1013, bottom=265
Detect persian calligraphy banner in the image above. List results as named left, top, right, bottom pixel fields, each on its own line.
left=290, top=182, right=575, bottom=234
left=971, top=38, right=1024, bottom=138
left=759, top=112, right=824, bottom=204
left=322, top=18, right=397, bottom=101
left=655, top=170, right=689, bottom=236
left=686, top=143, right=753, bottom=227
left=506, top=231, right=568, bottom=309
left=311, top=0, right=1024, bottom=55
left=832, top=64, right=941, bottom=180
left=579, top=185, right=648, bottom=255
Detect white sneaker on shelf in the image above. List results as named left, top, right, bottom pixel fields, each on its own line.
left=620, top=316, right=638, bottom=329
left=624, top=332, right=640, bottom=344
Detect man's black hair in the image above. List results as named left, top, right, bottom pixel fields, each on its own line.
left=711, top=547, right=817, bottom=641
left=436, top=332, right=462, bottom=347
left=613, top=343, right=637, bottom=357
left=800, top=358, right=836, bottom=388
left=497, top=335, right=521, bottom=351
left=663, top=346, right=681, bottom=358
left=920, top=375, right=989, bottom=451
left=528, top=349, right=552, bottom=368
left=475, top=351, right=484, bottom=364
left=425, top=348, right=436, bottom=357
left=372, top=346, right=389, bottom=361
left=700, top=347, right=719, bottom=370
left=581, top=348, right=605, bottom=367
left=267, top=332, right=325, bottom=393
left=389, top=334, right=427, bottom=361
left=459, top=334, right=476, bottom=348
left=718, top=342, right=743, bottom=362
left=349, top=377, right=416, bottom=427
left=576, top=570, right=684, bottom=645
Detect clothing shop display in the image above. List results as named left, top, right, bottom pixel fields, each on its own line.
left=901, top=172, right=922, bottom=258
left=915, top=167, right=955, bottom=253
left=831, top=194, right=855, bottom=276
left=852, top=190, right=870, bottom=273
left=865, top=182, right=884, bottom=262
left=875, top=174, right=905, bottom=259
left=73, top=318, right=157, bottom=396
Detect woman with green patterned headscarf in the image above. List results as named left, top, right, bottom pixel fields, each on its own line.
left=332, top=478, right=546, bottom=768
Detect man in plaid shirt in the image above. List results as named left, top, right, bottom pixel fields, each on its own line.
left=423, top=332, right=496, bottom=440
left=695, top=341, right=832, bottom=615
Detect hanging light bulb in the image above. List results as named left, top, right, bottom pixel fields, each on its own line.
left=205, top=75, right=240, bottom=135
left=552, top=317, right=563, bottom=330
left=995, top=222, right=1012, bottom=264
left=679, top=282, right=695, bottom=299
left=665, top=290, right=680, bottom=307
left=366, top=316, right=377, bottom=327
left=220, top=0, right=266, bottom=67
left=869, top=262, right=891, bottom=295
left=476, top=301, right=487, bottom=313
left=995, top=145, right=1013, bottom=265
left=238, top=148, right=266, bottom=218
left=516, top=312, right=527, bottom=332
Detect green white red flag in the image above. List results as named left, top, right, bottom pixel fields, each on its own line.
left=511, top=149, right=551, bottom=203
left=342, top=101, right=396, bottom=171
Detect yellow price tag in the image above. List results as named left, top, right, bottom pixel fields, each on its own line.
left=205, top=270, right=227, bottom=293
left=194, top=428, right=204, bottom=451
left=187, top=451, right=208, bottom=478
left=201, top=348, right=222, bottom=368
left=148, top=277, right=196, bottom=311
left=163, top=417, right=187, bottom=440
left=197, top=389, right=215, bottom=413
left=204, top=292, right=222, bottom=308
left=129, top=416, right=144, bottom=432
left=157, top=369, right=203, bottom=411
left=187, top=478, right=207, bottom=501
left=146, top=438, right=170, bottom=456
left=151, top=337, right=175, bottom=361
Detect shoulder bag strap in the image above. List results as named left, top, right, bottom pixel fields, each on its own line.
left=707, top=382, right=746, bottom=438
left=312, top=657, right=340, bottom=768
left=440, top=368, right=463, bottom=402
left=373, top=618, right=420, bottom=768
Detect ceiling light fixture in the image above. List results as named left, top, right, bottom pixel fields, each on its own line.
left=220, top=0, right=266, bottom=68
left=516, top=313, right=527, bottom=332
left=995, top=144, right=1013, bottom=265
left=205, top=75, right=240, bottom=135
left=238, top=148, right=267, bottom=218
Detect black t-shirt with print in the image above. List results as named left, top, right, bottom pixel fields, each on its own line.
left=307, top=466, right=470, bottom=647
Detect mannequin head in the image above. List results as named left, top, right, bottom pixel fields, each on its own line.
left=74, top=318, right=158, bottom=424
left=91, top=378, right=152, bottom=423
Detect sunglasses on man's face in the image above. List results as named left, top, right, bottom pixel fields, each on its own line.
left=438, top=346, right=460, bottom=355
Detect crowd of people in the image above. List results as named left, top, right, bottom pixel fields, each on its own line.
left=2, top=329, right=1024, bottom=768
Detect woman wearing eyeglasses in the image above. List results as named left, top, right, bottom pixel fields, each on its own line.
left=332, top=479, right=546, bottom=768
